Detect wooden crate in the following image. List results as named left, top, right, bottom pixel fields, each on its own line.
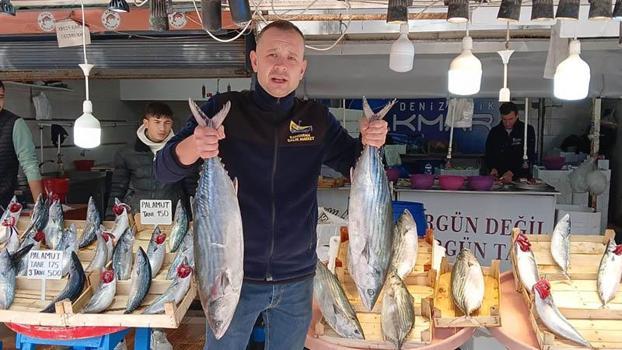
left=62, top=269, right=197, bottom=328
left=315, top=230, right=436, bottom=348
left=511, top=228, right=615, bottom=284
left=432, top=258, right=501, bottom=328
left=528, top=303, right=622, bottom=350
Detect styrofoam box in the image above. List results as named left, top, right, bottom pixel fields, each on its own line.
left=555, top=204, right=601, bottom=235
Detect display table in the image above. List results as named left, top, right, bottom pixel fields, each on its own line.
left=488, top=272, right=539, bottom=350
left=395, top=188, right=557, bottom=269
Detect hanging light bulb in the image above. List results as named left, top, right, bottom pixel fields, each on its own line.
left=387, top=0, right=409, bottom=24
left=446, top=0, right=469, bottom=23
left=556, top=0, right=580, bottom=20
left=497, top=0, right=522, bottom=22
left=588, top=0, right=612, bottom=20
left=448, top=36, right=482, bottom=96
left=107, top=0, right=129, bottom=13
left=389, top=23, right=414, bottom=72
left=74, top=2, right=101, bottom=149
left=614, top=0, right=622, bottom=19
left=531, top=0, right=554, bottom=20
left=0, top=0, right=16, bottom=16
left=554, top=39, right=591, bottom=100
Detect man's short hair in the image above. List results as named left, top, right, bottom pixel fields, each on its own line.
left=499, top=102, right=518, bottom=116
left=257, top=20, right=305, bottom=45
left=0, top=81, right=4, bottom=90
left=144, top=102, right=173, bottom=120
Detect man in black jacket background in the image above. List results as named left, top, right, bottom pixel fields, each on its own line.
left=485, top=102, right=536, bottom=181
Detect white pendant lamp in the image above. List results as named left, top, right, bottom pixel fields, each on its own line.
left=554, top=39, right=590, bottom=100
left=389, top=23, right=414, bottom=73
left=74, top=2, right=101, bottom=149
left=448, top=35, right=482, bottom=96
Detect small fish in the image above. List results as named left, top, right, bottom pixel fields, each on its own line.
left=144, top=261, right=193, bottom=314
left=533, top=279, right=591, bottom=347
left=314, top=260, right=364, bottom=339
left=42, top=251, right=86, bottom=313
left=17, top=230, right=45, bottom=276
left=83, top=269, right=117, bottom=313
left=514, top=233, right=540, bottom=292
left=146, top=226, right=167, bottom=276
left=550, top=214, right=571, bottom=279
left=167, top=231, right=194, bottom=280
left=597, top=239, right=622, bottom=307
left=0, top=244, right=34, bottom=309
left=112, top=227, right=135, bottom=280
left=381, top=272, right=414, bottom=350
left=125, top=247, right=152, bottom=314
left=168, top=200, right=188, bottom=253
left=59, top=224, right=78, bottom=277
left=78, top=196, right=102, bottom=249
left=86, top=230, right=113, bottom=273
left=110, top=199, right=130, bottom=240
left=348, top=97, right=396, bottom=311
left=451, top=249, right=484, bottom=318
left=43, top=199, right=64, bottom=250
left=388, top=209, right=418, bottom=280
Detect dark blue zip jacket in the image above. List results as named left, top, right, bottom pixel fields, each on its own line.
left=155, top=84, right=361, bottom=282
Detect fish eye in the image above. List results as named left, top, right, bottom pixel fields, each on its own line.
left=366, top=289, right=375, bottom=297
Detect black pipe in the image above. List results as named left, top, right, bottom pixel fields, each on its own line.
left=537, top=98, right=545, bottom=163
left=202, top=0, right=222, bottom=31
left=228, top=0, right=251, bottom=26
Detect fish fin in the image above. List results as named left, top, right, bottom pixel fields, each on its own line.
left=188, top=98, right=208, bottom=127
left=233, top=178, right=239, bottom=195
left=361, top=241, right=371, bottom=261
left=362, top=97, right=374, bottom=120
left=11, top=243, right=34, bottom=266
left=375, top=99, right=397, bottom=120
left=209, top=101, right=231, bottom=129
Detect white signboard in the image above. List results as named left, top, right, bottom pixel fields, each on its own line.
left=395, top=190, right=556, bottom=270
left=140, top=200, right=173, bottom=225
left=26, top=250, right=63, bottom=280
left=55, top=19, right=91, bottom=48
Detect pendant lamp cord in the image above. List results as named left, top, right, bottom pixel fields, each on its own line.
left=505, top=22, right=510, bottom=49
left=80, top=1, right=89, bottom=101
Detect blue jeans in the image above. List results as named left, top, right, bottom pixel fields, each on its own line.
left=204, top=277, right=313, bottom=350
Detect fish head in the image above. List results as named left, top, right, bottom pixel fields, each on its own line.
left=8, top=202, right=22, bottom=213
left=614, top=244, right=622, bottom=256
left=155, top=232, right=167, bottom=245
left=1, top=216, right=15, bottom=227
left=102, top=269, right=115, bottom=284
left=177, top=263, right=193, bottom=279
left=208, top=294, right=238, bottom=339
left=533, top=279, right=551, bottom=299
left=458, top=248, right=478, bottom=264
left=112, top=202, right=131, bottom=216
left=515, top=234, right=532, bottom=252
left=34, top=230, right=45, bottom=242
left=101, top=231, right=113, bottom=243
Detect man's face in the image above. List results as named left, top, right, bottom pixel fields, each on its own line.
left=250, top=28, right=307, bottom=98
left=0, top=87, right=5, bottom=111
left=502, top=112, right=518, bottom=130
left=143, top=115, right=172, bottom=142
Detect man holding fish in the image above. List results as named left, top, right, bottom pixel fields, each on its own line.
left=155, top=20, right=389, bottom=350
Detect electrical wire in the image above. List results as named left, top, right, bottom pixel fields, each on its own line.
left=134, top=0, right=149, bottom=7
left=80, top=1, right=89, bottom=101
left=304, top=0, right=351, bottom=51
left=269, top=0, right=321, bottom=21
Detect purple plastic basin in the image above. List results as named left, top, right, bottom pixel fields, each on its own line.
left=468, top=175, right=495, bottom=191
left=543, top=156, right=565, bottom=170
left=410, top=174, right=434, bottom=189
left=439, top=175, right=465, bottom=190
left=386, top=168, right=400, bottom=182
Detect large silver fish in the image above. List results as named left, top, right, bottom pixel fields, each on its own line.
left=112, top=227, right=135, bottom=280
left=42, top=251, right=86, bottom=313
left=550, top=214, right=571, bottom=279
left=381, top=272, right=414, bottom=350
left=43, top=199, right=64, bottom=250
left=83, top=269, right=117, bottom=313
left=59, top=224, right=78, bottom=277
left=190, top=98, right=244, bottom=340
left=168, top=199, right=188, bottom=253
left=167, top=230, right=194, bottom=280
left=86, top=230, right=113, bottom=273
left=348, top=97, right=396, bottom=311
left=314, top=260, right=364, bottom=339
left=144, top=260, right=193, bottom=314
left=146, top=226, right=166, bottom=276
left=78, top=196, right=101, bottom=249
left=597, top=239, right=622, bottom=307
left=110, top=199, right=130, bottom=239
left=125, top=247, right=152, bottom=314
left=451, top=249, right=484, bottom=318
left=514, top=233, right=540, bottom=292
left=388, top=209, right=418, bottom=280
left=533, top=279, right=590, bottom=347
left=0, top=244, right=34, bottom=310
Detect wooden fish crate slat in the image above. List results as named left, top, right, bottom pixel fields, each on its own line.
left=432, top=258, right=501, bottom=328
left=315, top=229, right=436, bottom=348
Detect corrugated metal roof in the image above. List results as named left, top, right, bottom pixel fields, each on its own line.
left=0, top=35, right=247, bottom=71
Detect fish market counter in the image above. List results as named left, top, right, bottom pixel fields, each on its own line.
left=395, top=188, right=558, bottom=269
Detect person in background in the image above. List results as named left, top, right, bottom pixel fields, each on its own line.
left=155, top=20, right=388, bottom=350
left=0, top=80, right=43, bottom=205
left=485, top=101, right=536, bottom=182
left=108, top=102, right=196, bottom=216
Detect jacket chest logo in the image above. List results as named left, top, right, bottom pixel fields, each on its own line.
left=287, top=120, right=315, bottom=143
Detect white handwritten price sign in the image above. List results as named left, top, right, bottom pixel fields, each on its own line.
left=140, top=200, right=172, bottom=225
left=26, top=250, right=63, bottom=302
